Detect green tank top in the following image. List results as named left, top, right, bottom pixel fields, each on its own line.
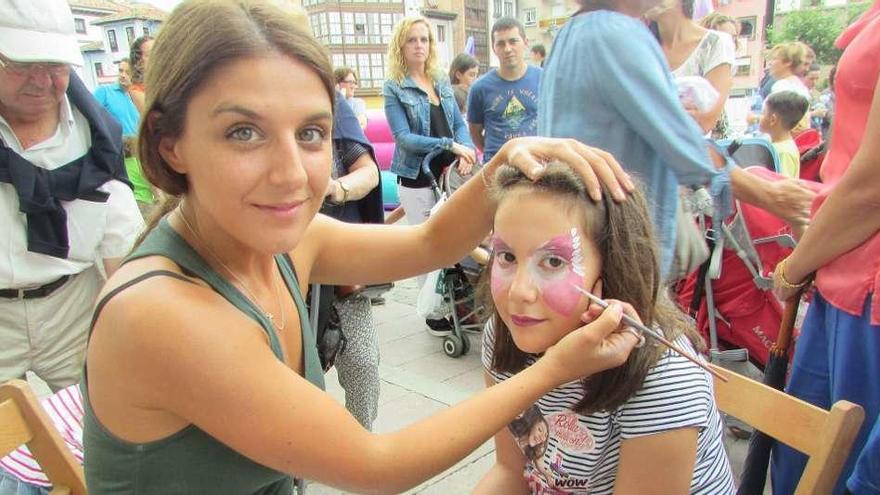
left=81, top=218, right=324, bottom=494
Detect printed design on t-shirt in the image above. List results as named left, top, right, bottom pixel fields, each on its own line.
left=509, top=405, right=594, bottom=493
left=487, top=87, right=539, bottom=140
left=502, top=95, right=527, bottom=129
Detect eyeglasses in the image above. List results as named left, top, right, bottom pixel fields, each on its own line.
left=0, top=57, right=69, bottom=77
left=342, top=79, right=358, bottom=85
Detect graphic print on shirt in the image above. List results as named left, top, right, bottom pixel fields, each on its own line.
left=488, top=88, right=539, bottom=141
left=510, top=405, right=595, bottom=493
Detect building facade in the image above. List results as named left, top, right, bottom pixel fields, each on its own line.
left=68, top=1, right=165, bottom=90
left=69, top=0, right=124, bottom=89
left=517, top=0, right=577, bottom=50
left=714, top=0, right=772, bottom=93
left=304, top=0, right=405, bottom=94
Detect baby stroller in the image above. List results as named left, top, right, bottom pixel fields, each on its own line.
left=795, top=128, right=826, bottom=183
left=677, top=140, right=811, bottom=369
left=416, top=147, right=489, bottom=358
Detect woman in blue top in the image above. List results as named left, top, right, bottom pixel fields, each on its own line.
left=539, top=0, right=815, bottom=280
left=383, top=16, right=477, bottom=335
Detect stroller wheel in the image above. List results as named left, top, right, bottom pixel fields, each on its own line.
left=461, top=333, right=471, bottom=355
left=443, top=334, right=466, bottom=358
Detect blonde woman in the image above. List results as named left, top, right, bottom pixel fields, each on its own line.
left=383, top=16, right=477, bottom=336
left=749, top=42, right=811, bottom=132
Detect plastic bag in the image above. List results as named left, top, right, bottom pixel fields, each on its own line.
left=416, top=268, right=449, bottom=319
left=416, top=192, right=450, bottom=319
left=676, top=76, right=720, bottom=113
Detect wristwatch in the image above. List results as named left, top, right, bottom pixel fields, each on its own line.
left=336, top=179, right=351, bottom=204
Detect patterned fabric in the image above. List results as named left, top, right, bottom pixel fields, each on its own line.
left=466, top=66, right=542, bottom=163
left=0, top=385, right=82, bottom=488
left=334, top=294, right=380, bottom=429
left=670, top=30, right=735, bottom=80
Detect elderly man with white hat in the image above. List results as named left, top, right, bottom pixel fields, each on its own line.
left=0, top=0, right=143, bottom=391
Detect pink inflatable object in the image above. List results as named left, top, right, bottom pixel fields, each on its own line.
left=364, top=109, right=395, bottom=171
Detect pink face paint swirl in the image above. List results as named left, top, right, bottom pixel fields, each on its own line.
left=535, top=233, right=586, bottom=317
left=489, top=232, right=588, bottom=317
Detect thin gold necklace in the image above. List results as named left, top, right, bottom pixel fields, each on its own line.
left=177, top=209, right=286, bottom=331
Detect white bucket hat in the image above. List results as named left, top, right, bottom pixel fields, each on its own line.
left=0, top=0, right=84, bottom=66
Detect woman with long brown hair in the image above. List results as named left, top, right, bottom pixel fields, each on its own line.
left=80, top=1, right=639, bottom=493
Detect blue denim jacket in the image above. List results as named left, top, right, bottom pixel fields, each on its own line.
left=383, top=76, right=474, bottom=179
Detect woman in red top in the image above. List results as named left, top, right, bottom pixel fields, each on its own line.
left=127, top=35, right=153, bottom=114
left=771, top=2, right=880, bottom=493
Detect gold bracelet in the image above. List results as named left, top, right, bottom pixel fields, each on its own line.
left=776, top=257, right=809, bottom=290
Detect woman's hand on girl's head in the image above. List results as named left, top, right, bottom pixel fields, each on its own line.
left=539, top=301, right=640, bottom=386
left=491, top=137, right=634, bottom=202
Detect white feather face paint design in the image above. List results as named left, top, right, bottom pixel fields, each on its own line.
left=570, top=227, right=585, bottom=277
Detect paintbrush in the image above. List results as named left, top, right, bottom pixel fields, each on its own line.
left=569, top=284, right=728, bottom=382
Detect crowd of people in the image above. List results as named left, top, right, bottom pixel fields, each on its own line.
left=0, top=0, right=878, bottom=493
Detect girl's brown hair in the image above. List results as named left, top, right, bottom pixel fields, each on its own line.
left=136, top=0, right=335, bottom=228
left=386, top=17, right=442, bottom=83
left=484, top=163, right=703, bottom=414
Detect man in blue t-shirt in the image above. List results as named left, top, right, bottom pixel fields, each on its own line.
left=468, top=17, right=541, bottom=164
left=92, top=59, right=139, bottom=137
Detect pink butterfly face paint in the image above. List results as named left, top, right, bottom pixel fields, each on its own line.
left=490, top=229, right=587, bottom=317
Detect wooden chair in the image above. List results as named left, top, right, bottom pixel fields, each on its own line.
left=711, top=365, right=865, bottom=495
left=0, top=380, right=87, bottom=495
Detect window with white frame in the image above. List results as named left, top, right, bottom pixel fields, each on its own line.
left=503, top=0, right=514, bottom=17
left=523, top=8, right=537, bottom=26
left=107, top=29, right=118, bottom=52
left=312, top=10, right=400, bottom=46
left=734, top=56, right=751, bottom=77
left=332, top=51, right=387, bottom=89
left=74, top=18, right=86, bottom=34
left=493, top=0, right=502, bottom=17
left=738, top=16, right=757, bottom=40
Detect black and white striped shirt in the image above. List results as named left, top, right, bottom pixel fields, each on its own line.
left=482, top=320, right=736, bottom=494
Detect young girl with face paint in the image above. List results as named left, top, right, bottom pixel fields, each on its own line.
left=475, top=163, right=735, bottom=495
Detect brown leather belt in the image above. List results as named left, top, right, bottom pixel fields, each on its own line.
left=0, top=275, right=71, bottom=300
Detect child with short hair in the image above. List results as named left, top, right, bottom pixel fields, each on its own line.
left=761, top=90, right=810, bottom=178
left=475, top=163, right=735, bottom=494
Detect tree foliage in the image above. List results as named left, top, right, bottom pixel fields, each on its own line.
left=769, top=2, right=871, bottom=65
